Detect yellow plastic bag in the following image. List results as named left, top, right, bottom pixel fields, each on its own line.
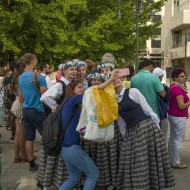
left=93, top=84, right=118, bottom=127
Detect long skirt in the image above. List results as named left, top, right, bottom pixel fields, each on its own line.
left=36, top=149, right=68, bottom=188
left=81, top=139, right=111, bottom=187
left=116, top=118, right=175, bottom=190
left=109, top=124, right=122, bottom=187
left=96, top=142, right=111, bottom=187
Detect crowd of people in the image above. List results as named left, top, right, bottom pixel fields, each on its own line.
left=0, top=52, right=189, bottom=190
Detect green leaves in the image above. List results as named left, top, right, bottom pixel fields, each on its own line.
left=0, top=0, right=165, bottom=65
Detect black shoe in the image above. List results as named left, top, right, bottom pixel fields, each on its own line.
left=29, top=164, right=39, bottom=172
left=107, top=185, right=116, bottom=190
left=9, top=137, right=14, bottom=143
left=37, top=181, right=43, bottom=190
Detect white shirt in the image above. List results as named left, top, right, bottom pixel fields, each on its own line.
left=116, top=87, right=160, bottom=136
left=40, top=76, right=69, bottom=110
left=40, top=73, right=53, bottom=89
left=82, top=79, right=88, bottom=90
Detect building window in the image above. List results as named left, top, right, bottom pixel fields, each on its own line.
left=174, top=0, right=180, bottom=15
left=155, top=28, right=161, bottom=35
left=173, top=30, right=182, bottom=48
left=174, top=0, right=179, bottom=6
left=152, top=15, right=161, bottom=22
left=151, top=40, right=161, bottom=48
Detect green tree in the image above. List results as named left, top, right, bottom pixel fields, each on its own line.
left=0, top=0, right=165, bottom=66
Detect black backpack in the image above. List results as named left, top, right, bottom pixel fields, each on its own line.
left=42, top=98, right=77, bottom=156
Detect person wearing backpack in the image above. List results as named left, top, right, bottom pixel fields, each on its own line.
left=37, top=61, right=78, bottom=189
left=59, top=69, right=119, bottom=190
left=19, top=53, right=47, bottom=172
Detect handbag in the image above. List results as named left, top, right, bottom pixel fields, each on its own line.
left=77, top=86, right=114, bottom=142
left=93, top=84, right=118, bottom=127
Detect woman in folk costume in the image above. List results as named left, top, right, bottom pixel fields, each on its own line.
left=75, top=61, right=89, bottom=90
left=96, top=63, right=116, bottom=189
left=81, top=73, right=104, bottom=162
left=78, top=71, right=117, bottom=189
left=97, top=62, right=115, bottom=76
left=37, top=61, right=78, bottom=189
left=79, top=72, right=113, bottom=189
left=113, top=77, right=175, bottom=190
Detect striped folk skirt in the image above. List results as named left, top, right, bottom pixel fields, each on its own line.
left=116, top=118, right=175, bottom=190
left=81, top=139, right=111, bottom=187
left=109, top=124, right=122, bottom=187
left=36, top=149, right=68, bottom=188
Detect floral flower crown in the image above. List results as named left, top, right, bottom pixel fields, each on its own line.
left=97, top=62, right=115, bottom=71
left=75, top=61, right=88, bottom=68
left=62, top=61, right=77, bottom=69
left=87, top=73, right=106, bottom=81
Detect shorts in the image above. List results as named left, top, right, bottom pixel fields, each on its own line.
left=22, top=108, right=45, bottom=141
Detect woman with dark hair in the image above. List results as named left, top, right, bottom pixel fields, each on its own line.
left=113, top=77, right=175, bottom=189
left=168, top=68, right=190, bottom=169
left=65, top=80, right=84, bottom=98
left=10, top=58, right=27, bottom=162
left=59, top=70, right=119, bottom=190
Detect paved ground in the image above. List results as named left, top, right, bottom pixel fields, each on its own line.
left=1, top=119, right=190, bottom=190
left=1, top=82, right=190, bottom=190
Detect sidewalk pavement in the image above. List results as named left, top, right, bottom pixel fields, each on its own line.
left=0, top=130, right=42, bottom=190
left=1, top=120, right=190, bottom=190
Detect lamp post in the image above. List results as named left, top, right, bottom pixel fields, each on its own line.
left=184, top=32, right=190, bottom=66
left=135, top=0, right=143, bottom=73
left=117, top=0, right=122, bottom=18
left=135, top=0, right=154, bottom=72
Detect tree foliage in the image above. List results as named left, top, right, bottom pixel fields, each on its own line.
left=0, top=0, right=165, bottom=66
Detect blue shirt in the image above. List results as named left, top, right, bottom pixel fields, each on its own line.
left=61, top=95, right=83, bottom=147
left=19, top=72, right=46, bottom=112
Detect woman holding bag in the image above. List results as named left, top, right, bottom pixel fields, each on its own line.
left=113, top=77, right=175, bottom=190
left=59, top=70, right=119, bottom=190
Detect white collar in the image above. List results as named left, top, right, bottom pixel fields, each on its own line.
left=60, top=76, right=70, bottom=86
left=116, top=87, right=126, bottom=102
left=117, top=87, right=126, bottom=96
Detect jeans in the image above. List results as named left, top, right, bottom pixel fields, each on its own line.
left=59, top=145, right=99, bottom=190
left=168, top=114, right=186, bottom=165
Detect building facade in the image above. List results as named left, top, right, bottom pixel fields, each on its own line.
left=146, top=0, right=190, bottom=79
